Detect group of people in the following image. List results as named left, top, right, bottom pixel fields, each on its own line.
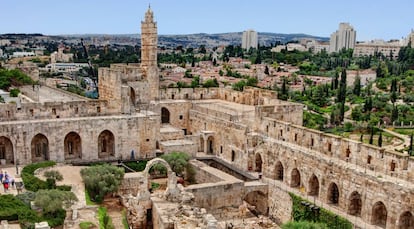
left=0, top=171, right=15, bottom=192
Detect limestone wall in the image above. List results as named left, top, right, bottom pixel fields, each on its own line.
left=118, top=172, right=145, bottom=196
left=160, top=88, right=220, bottom=100
left=265, top=179, right=293, bottom=224
left=0, top=114, right=147, bottom=165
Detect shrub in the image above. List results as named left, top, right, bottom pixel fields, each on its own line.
left=282, top=221, right=328, bottom=229
left=21, top=161, right=56, bottom=192
left=81, top=164, right=124, bottom=203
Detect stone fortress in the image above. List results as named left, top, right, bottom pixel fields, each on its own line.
left=1, top=7, right=414, bottom=229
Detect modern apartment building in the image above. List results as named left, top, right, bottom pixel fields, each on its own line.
left=242, top=30, right=258, bottom=50
left=329, top=23, right=356, bottom=53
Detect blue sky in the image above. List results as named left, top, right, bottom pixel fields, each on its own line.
left=1, top=0, right=413, bottom=41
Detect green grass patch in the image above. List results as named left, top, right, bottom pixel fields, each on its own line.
left=282, top=221, right=328, bottom=229
left=392, top=128, right=414, bottom=136
left=85, top=189, right=96, bottom=206
left=98, top=206, right=114, bottom=229
left=79, top=221, right=97, bottom=229
left=122, top=209, right=129, bottom=229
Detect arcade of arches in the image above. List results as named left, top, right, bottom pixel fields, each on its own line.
left=265, top=158, right=414, bottom=229
left=1, top=130, right=117, bottom=164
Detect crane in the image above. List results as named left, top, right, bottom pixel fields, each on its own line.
left=80, top=38, right=98, bottom=98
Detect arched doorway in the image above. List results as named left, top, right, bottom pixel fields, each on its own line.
left=130, top=87, right=136, bottom=106
left=399, top=211, right=414, bottom=229
left=290, top=168, right=301, bottom=188
left=98, top=130, right=115, bottom=158
left=64, top=132, right=82, bottom=160
left=348, top=191, right=362, bottom=216
left=31, top=134, right=49, bottom=162
left=327, top=182, right=339, bottom=205
left=161, top=107, right=170, bottom=124
left=207, top=136, right=214, bottom=154
left=308, top=174, right=319, bottom=197
left=372, top=201, right=387, bottom=228
left=255, top=153, right=262, bottom=173
left=0, top=136, right=14, bottom=164
left=275, top=161, right=284, bottom=181
left=243, top=191, right=268, bottom=216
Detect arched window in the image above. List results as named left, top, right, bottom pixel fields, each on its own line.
left=348, top=191, right=362, bottom=216
left=98, top=130, right=115, bottom=158
left=275, top=161, right=284, bottom=181
left=291, top=168, right=301, bottom=188
left=372, top=201, right=387, bottom=228
left=327, top=182, right=339, bottom=205
left=64, top=132, right=82, bottom=160
left=161, top=107, right=170, bottom=124
left=31, top=134, right=49, bottom=162
left=308, top=174, right=319, bottom=197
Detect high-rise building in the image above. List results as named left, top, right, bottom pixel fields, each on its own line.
left=242, top=30, right=258, bottom=50
left=329, top=23, right=356, bottom=53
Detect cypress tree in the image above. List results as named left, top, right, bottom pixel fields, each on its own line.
left=353, top=73, right=361, bottom=96
left=409, top=132, right=413, bottom=156
left=378, top=131, right=383, bottom=147
left=369, top=127, right=374, bottom=145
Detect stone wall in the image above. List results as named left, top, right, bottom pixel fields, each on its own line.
left=265, top=179, right=293, bottom=224
left=0, top=114, right=151, bottom=165
left=118, top=172, right=145, bottom=197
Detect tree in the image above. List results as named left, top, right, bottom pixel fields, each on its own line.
left=203, top=78, right=219, bottom=88
left=264, top=65, right=269, bottom=75
left=277, top=77, right=289, bottom=101
left=311, top=85, right=328, bottom=107
left=44, top=170, right=63, bottom=189
left=80, top=164, right=124, bottom=203
left=160, top=152, right=191, bottom=176
left=353, top=73, right=361, bottom=96
left=369, top=127, right=374, bottom=145
left=34, top=189, right=78, bottom=213
left=378, top=131, right=383, bottom=147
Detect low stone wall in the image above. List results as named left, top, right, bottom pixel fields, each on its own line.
left=190, top=160, right=222, bottom=183
left=118, top=172, right=145, bottom=196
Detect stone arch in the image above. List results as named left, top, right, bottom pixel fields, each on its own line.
left=290, top=168, right=301, bottom=188
left=31, top=134, right=49, bottom=162
left=64, top=132, right=82, bottom=160
left=348, top=191, right=362, bottom=216
left=308, top=174, right=319, bottom=197
left=371, top=201, right=387, bottom=228
left=243, top=190, right=268, bottom=216
left=399, top=211, right=414, bottom=229
left=98, top=130, right=115, bottom=158
left=207, top=136, right=214, bottom=154
left=142, top=158, right=178, bottom=199
left=275, top=161, right=284, bottom=181
left=327, top=182, right=339, bottom=205
left=161, top=107, right=170, bottom=124
left=0, top=136, right=14, bottom=164
left=255, top=153, right=262, bottom=172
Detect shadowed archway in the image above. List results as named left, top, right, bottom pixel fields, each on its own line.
left=31, top=134, right=49, bottom=162
left=308, top=174, right=319, bottom=197
left=399, top=211, right=414, bottom=229
left=98, top=130, right=115, bottom=158
left=372, top=201, right=387, bottom=228
left=348, top=191, right=362, bottom=216
left=275, top=161, right=284, bottom=181
left=327, top=182, right=339, bottom=205
left=0, top=136, right=14, bottom=164
left=161, top=107, right=170, bottom=124
left=64, top=132, right=82, bottom=160
left=290, top=168, right=301, bottom=188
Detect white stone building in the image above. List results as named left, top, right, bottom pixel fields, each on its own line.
left=329, top=23, right=356, bottom=53
left=242, top=30, right=258, bottom=50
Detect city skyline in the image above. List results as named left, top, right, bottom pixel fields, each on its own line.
left=1, top=0, right=413, bottom=41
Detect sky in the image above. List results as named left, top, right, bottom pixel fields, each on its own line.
left=1, top=0, right=413, bottom=41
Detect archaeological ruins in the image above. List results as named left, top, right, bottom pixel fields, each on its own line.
left=0, top=7, right=414, bottom=229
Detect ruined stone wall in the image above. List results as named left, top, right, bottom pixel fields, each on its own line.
left=98, top=67, right=123, bottom=113
left=0, top=100, right=110, bottom=121
left=118, top=172, right=145, bottom=196
left=137, top=113, right=160, bottom=158
left=189, top=110, right=248, bottom=169
left=190, top=160, right=223, bottom=183
left=156, top=101, right=192, bottom=132
left=258, top=117, right=413, bottom=182
left=265, top=179, right=292, bottom=224
left=0, top=115, right=150, bottom=165
left=185, top=181, right=244, bottom=210
left=159, top=87, right=220, bottom=100
left=255, top=137, right=414, bottom=229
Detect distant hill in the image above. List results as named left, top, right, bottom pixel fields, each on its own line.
left=157, top=32, right=329, bottom=48
left=1, top=32, right=329, bottom=48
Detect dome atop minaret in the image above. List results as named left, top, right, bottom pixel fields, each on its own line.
left=144, top=5, right=154, bottom=23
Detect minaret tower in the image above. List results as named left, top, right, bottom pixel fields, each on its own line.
left=141, top=5, right=159, bottom=100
